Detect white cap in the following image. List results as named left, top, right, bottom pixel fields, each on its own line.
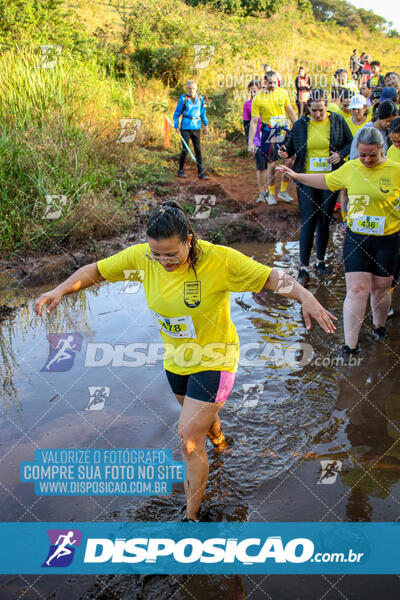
left=349, top=94, right=367, bottom=109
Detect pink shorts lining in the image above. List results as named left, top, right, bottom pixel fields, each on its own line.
left=215, top=371, right=236, bottom=403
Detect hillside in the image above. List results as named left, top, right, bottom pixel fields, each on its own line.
left=1, top=0, right=399, bottom=255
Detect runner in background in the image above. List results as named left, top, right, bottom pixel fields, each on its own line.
left=356, top=53, right=366, bottom=83
left=33, top=200, right=337, bottom=521
left=278, top=88, right=352, bottom=284
left=337, top=89, right=354, bottom=124
left=350, top=100, right=398, bottom=159
left=248, top=71, right=297, bottom=205
left=360, top=81, right=373, bottom=107
left=368, top=61, right=385, bottom=89
left=334, top=69, right=359, bottom=94
left=295, top=66, right=311, bottom=117
left=350, top=49, right=358, bottom=81
left=243, top=79, right=269, bottom=203
left=327, top=89, right=341, bottom=114
left=347, top=94, right=370, bottom=137
left=173, top=80, right=209, bottom=180
left=359, top=54, right=372, bottom=86
left=263, top=63, right=282, bottom=86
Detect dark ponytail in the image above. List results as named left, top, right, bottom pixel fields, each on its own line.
left=146, top=200, right=202, bottom=273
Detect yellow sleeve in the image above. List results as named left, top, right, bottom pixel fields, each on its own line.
left=223, top=246, right=272, bottom=292
left=97, top=244, right=146, bottom=282
left=325, top=162, right=351, bottom=192
left=251, top=94, right=261, bottom=118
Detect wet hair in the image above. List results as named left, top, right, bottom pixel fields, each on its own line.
left=375, top=100, right=398, bottom=120
left=146, top=200, right=202, bottom=273
left=389, top=117, right=400, bottom=134
left=248, top=78, right=261, bottom=90
left=357, top=127, right=384, bottom=148
left=308, top=88, right=328, bottom=105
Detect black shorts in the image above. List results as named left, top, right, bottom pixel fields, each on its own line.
left=165, top=369, right=235, bottom=404
left=344, top=228, right=400, bottom=277
left=255, top=148, right=267, bottom=171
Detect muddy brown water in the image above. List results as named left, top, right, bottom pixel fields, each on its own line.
left=1, top=234, right=400, bottom=599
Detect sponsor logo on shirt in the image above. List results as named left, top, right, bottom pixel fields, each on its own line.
left=184, top=281, right=201, bottom=308
left=379, top=177, right=391, bottom=193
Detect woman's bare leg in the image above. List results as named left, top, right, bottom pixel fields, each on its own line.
left=343, top=272, right=371, bottom=348
left=177, top=397, right=223, bottom=519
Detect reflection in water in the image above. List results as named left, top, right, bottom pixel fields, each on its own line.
left=1, top=237, right=400, bottom=598
left=335, top=350, right=400, bottom=520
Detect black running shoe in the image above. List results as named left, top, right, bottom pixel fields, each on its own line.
left=177, top=169, right=187, bottom=178
left=342, top=344, right=360, bottom=356
left=373, top=326, right=387, bottom=340
left=198, top=172, right=209, bottom=180
left=297, top=268, right=310, bottom=286
left=315, top=261, right=330, bottom=276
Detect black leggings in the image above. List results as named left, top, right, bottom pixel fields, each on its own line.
left=297, top=184, right=338, bottom=266
left=179, top=129, right=203, bottom=174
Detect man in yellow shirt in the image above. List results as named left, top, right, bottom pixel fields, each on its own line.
left=248, top=71, right=297, bottom=205
left=34, top=201, right=336, bottom=522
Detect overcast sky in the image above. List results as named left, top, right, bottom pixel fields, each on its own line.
left=348, top=0, right=400, bottom=32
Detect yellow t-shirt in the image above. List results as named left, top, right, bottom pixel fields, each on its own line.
left=337, top=109, right=352, bottom=123
left=251, top=88, right=291, bottom=126
left=347, top=114, right=371, bottom=137
left=325, top=159, right=400, bottom=235
left=387, top=145, right=400, bottom=163
left=97, top=240, right=272, bottom=375
left=327, top=102, right=339, bottom=114
left=305, top=118, right=331, bottom=174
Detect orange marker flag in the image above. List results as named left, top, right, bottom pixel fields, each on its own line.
left=164, top=116, right=171, bottom=148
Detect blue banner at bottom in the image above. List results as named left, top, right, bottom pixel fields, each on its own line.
left=1, top=522, right=399, bottom=574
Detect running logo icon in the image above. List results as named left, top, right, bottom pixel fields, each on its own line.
left=86, top=386, right=110, bottom=410
left=41, top=333, right=83, bottom=372
left=193, top=195, right=216, bottom=220
left=242, top=383, right=264, bottom=408
left=318, top=460, right=342, bottom=485
left=42, top=529, right=82, bottom=567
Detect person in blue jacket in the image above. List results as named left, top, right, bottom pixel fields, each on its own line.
left=173, top=80, right=209, bottom=180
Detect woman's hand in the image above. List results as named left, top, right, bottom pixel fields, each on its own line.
left=34, top=289, right=63, bottom=316
left=301, top=291, right=337, bottom=333
left=276, top=164, right=297, bottom=180
left=327, top=151, right=341, bottom=165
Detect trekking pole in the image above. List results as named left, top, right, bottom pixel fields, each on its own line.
left=166, top=116, right=197, bottom=163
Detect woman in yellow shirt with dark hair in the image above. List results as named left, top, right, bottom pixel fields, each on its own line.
left=34, top=201, right=335, bottom=522
left=278, top=127, right=400, bottom=356
left=279, top=88, right=352, bottom=285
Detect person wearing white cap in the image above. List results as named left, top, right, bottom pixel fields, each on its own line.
left=347, top=93, right=370, bottom=137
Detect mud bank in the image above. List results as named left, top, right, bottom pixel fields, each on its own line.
left=1, top=177, right=302, bottom=290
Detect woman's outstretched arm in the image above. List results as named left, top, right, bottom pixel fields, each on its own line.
left=34, top=262, right=104, bottom=316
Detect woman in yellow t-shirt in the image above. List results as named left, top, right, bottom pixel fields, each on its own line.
left=34, top=201, right=335, bottom=522
left=277, top=128, right=400, bottom=357
left=347, top=94, right=370, bottom=137
left=280, top=89, right=352, bottom=285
